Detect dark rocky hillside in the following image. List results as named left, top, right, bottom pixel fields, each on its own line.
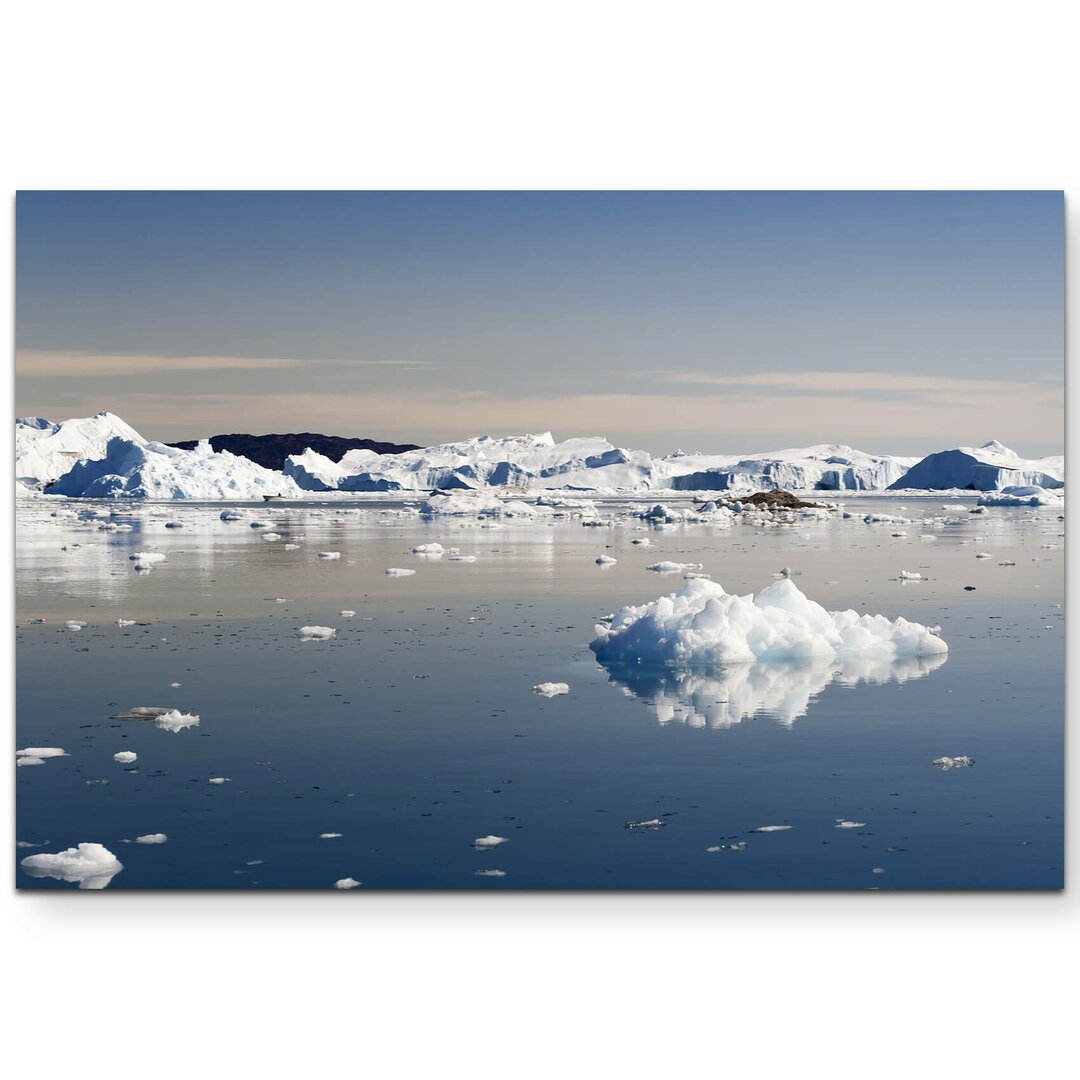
left=167, top=433, right=420, bottom=471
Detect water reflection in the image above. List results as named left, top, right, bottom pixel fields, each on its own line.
left=599, top=653, right=948, bottom=728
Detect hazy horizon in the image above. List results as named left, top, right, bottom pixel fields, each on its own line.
left=16, top=191, right=1064, bottom=457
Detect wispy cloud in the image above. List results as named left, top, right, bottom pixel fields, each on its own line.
left=15, top=349, right=436, bottom=378
left=21, top=383, right=1061, bottom=456
left=636, top=369, right=1063, bottom=401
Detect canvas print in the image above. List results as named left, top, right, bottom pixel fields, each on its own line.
left=14, top=191, right=1063, bottom=889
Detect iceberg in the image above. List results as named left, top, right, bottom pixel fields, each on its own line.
left=16, top=411, right=146, bottom=487
left=20, top=842, right=124, bottom=889
left=889, top=441, right=1064, bottom=491
left=659, top=444, right=918, bottom=492
left=590, top=577, right=948, bottom=667
left=977, top=485, right=1063, bottom=507
left=48, top=436, right=304, bottom=499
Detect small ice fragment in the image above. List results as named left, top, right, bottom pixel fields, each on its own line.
left=872, top=867, right=886, bottom=874
left=834, top=820, right=865, bottom=829
left=625, top=819, right=665, bottom=829
left=17, top=747, right=67, bottom=760
left=385, top=567, right=416, bottom=576
left=975, top=552, right=992, bottom=559
left=448, top=555, right=478, bottom=562
left=299, top=625, right=336, bottom=639
left=412, top=543, right=445, bottom=555
left=595, top=554, right=617, bottom=565
left=473, top=835, right=508, bottom=848
left=113, top=751, right=138, bottom=763
left=284, top=544, right=300, bottom=550
left=706, top=842, right=747, bottom=852
left=320, top=832, right=343, bottom=839
left=753, top=825, right=793, bottom=832
left=932, top=755, right=975, bottom=770
left=318, top=551, right=341, bottom=560
left=64, top=620, right=86, bottom=631
left=646, top=561, right=704, bottom=573
left=135, top=833, right=167, bottom=844
left=169, top=682, right=182, bottom=687
left=532, top=682, right=569, bottom=697
left=208, top=777, right=231, bottom=784
left=334, top=877, right=361, bottom=889
left=20, top=843, right=123, bottom=889
left=155, top=709, right=201, bottom=733
left=474, top=869, right=507, bottom=877
left=130, top=551, right=166, bottom=564
left=899, top=571, right=923, bottom=580
left=116, top=618, right=136, bottom=627
left=339, top=610, right=356, bottom=618
left=630, top=537, right=651, bottom=546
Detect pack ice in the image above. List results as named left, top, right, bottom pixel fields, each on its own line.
left=590, top=577, right=948, bottom=667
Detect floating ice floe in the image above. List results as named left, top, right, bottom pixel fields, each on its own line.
left=932, top=755, right=975, bottom=769
left=154, top=709, right=201, bottom=733
left=899, top=571, right=923, bottom=581
left=591, top=577, right=948, bottom=668
left=113, top=751, right=138, bottom=763
left=625, top=819, right=665, bottom=829
left=135, top=833, right=167, bottom=844
left=753, top=825, right=793, bottom=833
left=299, top=625, right=336, bottom=640
left=320, top=832, right=342, bottom=839
left=834, top=820, right=866, bottom=829
left=116, top=618, right=136, bottom=627
left=532, top=682, right=570, bottom=697
left=978, top=485, right=1063, bottom=507
left=385, top=567, right=416, bottom=576
left=707, top=842, right=747, bottom=852
left=595, top=554, right=617, bottom=565
left=64, top=620, right=86, bottom=631
left=317, top=551, right=342, bottom=561
left=20, top=842, right=123, bottom=889
left=334, top=877, right=362, bottom=889
left=339, top=610, right=356, bottom=618
left=474, top=869, right=507, bottom=877
left=208, top=777, right=231, bottom=784
left=412, top=543, right=445, bottom=555
left=646, top=561, right=704, bottom=574
left=473, top=835, right=508, bottom=848
left=16, top=747, right=67, bottom=766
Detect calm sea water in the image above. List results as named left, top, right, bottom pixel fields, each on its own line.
left=16, top=495, right=1064, bottom=889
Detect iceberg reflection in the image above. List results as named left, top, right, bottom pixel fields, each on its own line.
left=598, top=653, right=948, bottom=728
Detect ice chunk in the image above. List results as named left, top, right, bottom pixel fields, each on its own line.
left=20, top=842, right=123, bottom=889
left=753, top=825, right=793, bottom=832
left=532, top=682, right=570, bottom=697
left=412, top=543, right=445, bottom=555
left=334, top=877, right=362, bottom=889
left=384, top=567, right=416, bottom=576
left=591, top=577, right=949, bottom=667
left=299, top=625, right=336, bottom=640
left=595, top=554, right=617, bottom=565
left=834, top=820, right=866, bottom=829
left=154, top=709, right=201, bottom=733
left=17, top=746, right=67, bottom=760
left=208, top=777, right=231, bottom=784
left=646, top=561, right=704, bottom=574
left=339, top=610, right=356, bottom=618
left=320, top=832, right=343, bottom=838
left=474, top=869, right=507, bottom=877
left=135, top=833, right=167, bottom=844
left=317, top=551, right=341, bottom=560
left=113, top=751, right=138, bottom=763
left=932, top=755, right=975, bottom=769
left=625, top=819, right=665, bottom=829
left=473, top=835, right=508, bottom=848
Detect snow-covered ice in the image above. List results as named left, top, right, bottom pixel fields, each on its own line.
left=532, top=682, right=570, bottom=697
left=20, top=842, right=124, bottom=889
left=591, top=577, right=948, bottom=667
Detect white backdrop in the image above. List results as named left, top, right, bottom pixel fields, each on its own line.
left=3, top=3, right=1076, bottom=1077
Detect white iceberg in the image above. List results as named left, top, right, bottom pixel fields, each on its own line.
left=532, top=682, right=570, bottom=697
left=591, top=577, right=948, bottom=667
left=889, top=440, right=1063, bottom=492
left=48, top=435, right=304, bottom=500
left=21, top=842, right=124, bottom=889
left=16, top=411, right=146, bottom=487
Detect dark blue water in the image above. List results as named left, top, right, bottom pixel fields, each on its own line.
left=16, top=497, right=1063, bottom=889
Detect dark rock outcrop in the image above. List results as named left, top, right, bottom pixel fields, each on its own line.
left=167, top=433, right=419, bottom=471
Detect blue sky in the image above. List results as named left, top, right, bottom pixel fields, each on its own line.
left=15, top=191, right=1064, bottom=454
